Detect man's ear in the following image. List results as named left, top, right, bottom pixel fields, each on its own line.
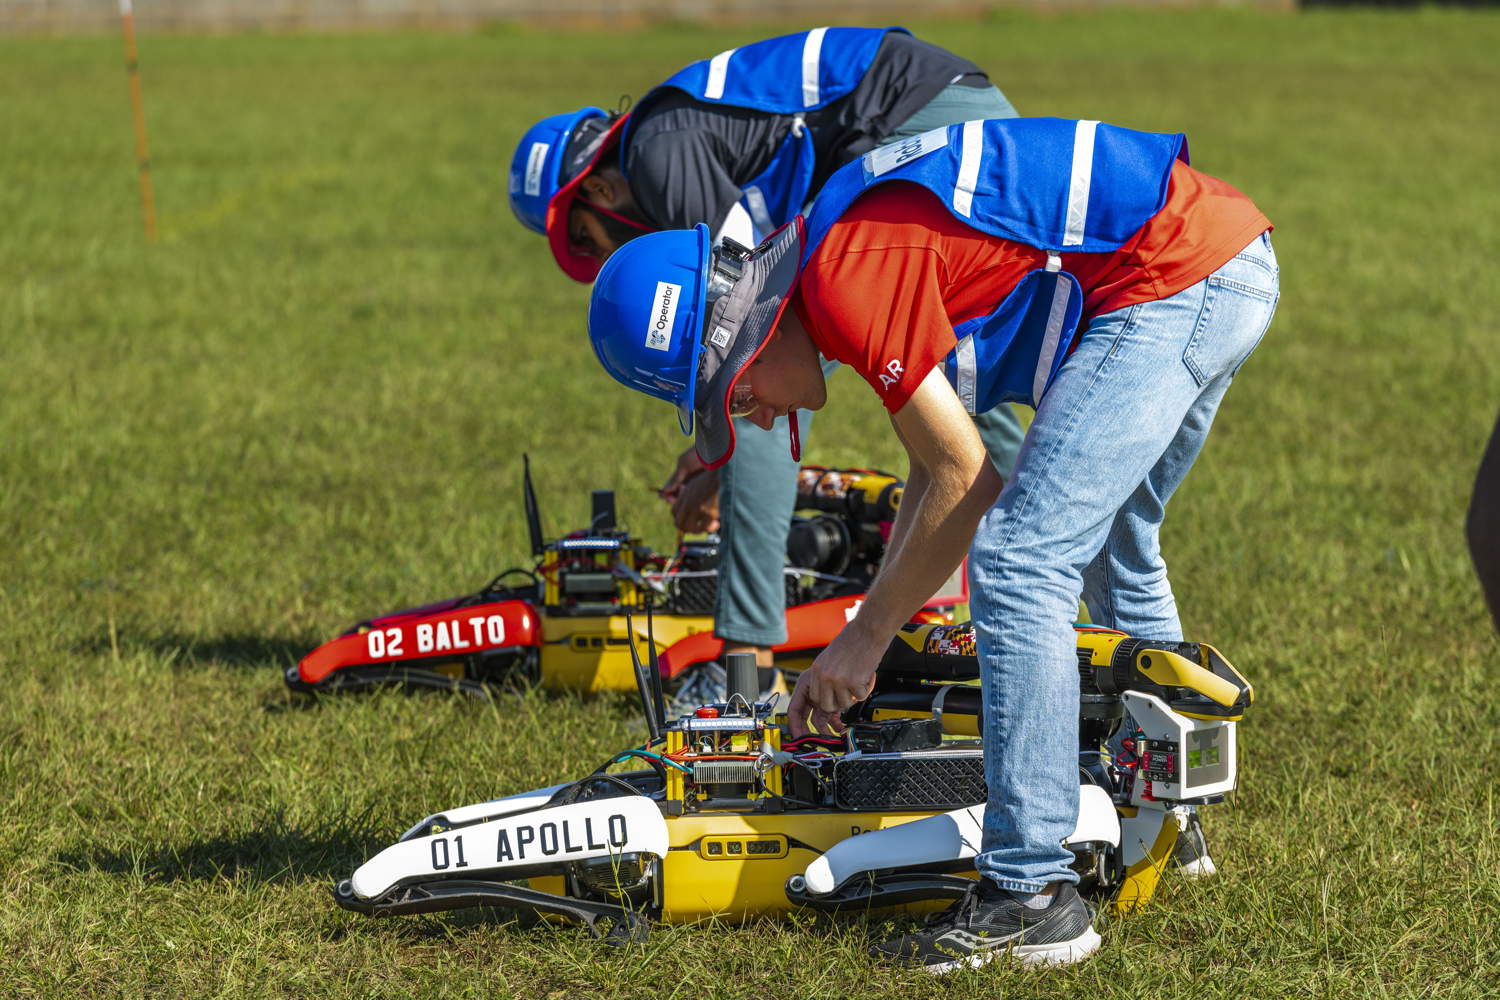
left=580, top=171, right=625, bottom=209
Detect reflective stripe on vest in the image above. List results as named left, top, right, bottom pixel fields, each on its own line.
left=1064, top=121, right=1099, bottom=246
left=645, top=27, right=904, bottom=115
left=1035, top=254, right=1073, bottom=403
left=953, top=119, right=983, bottom=218
left=803, top=118, right=1188, bottom=409
left=622, top=28, right=907, bottom=238
left=704, top=49, right=734, bottom=100
left=801, top=27, right=827, bottom=107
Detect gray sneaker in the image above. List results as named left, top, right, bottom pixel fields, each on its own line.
left=873, top=880, right=1100, bottom=974
left=1170, top=807, right=1218, bottom=878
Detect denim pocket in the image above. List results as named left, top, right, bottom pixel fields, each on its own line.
left=1231, top=236, right=1279, bottom=282
left=1182, top=260, right=1279, bottom=387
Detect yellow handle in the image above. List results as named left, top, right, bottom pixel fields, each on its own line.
left=1135, top=648, right=1241, bottom=708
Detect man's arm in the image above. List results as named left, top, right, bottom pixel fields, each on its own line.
left=787, top=367, right=1002, bottom=736
left=879, top=418, right=929, bottom=571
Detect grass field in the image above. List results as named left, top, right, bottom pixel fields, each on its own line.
left=3, top=7, right=1499, bottom=997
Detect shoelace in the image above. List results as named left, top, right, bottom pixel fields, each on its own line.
left=923, top=887, right=981, bottom=930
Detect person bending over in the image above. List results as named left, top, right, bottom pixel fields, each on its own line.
left=585, top=117, right=1277, bottom=971
left=509, top=26, right=1027, bottom=677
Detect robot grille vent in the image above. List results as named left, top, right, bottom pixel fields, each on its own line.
left=831, top=753, right=987, bottom=811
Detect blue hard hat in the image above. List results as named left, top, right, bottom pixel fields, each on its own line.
left=588, top=220, right=805, bottom=469
left=588, top=225, right=712, bottom=436
left=508, top=107, right=607, bottom=236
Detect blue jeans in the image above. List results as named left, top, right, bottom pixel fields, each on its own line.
left=969, top=232, right=1279, bottom=891
left=715, top=82, right=1025, bottom=646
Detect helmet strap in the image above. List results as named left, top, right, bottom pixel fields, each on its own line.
left=579, top=199, right=657, bottom=235
left=707, top=241, right=750, bottom=302
left=789, top=411, right=802, bottom=462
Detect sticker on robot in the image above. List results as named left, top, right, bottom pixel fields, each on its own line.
left=492, top=813, right=630, bottom=863
left=364, top=615, right=507, bottom=660
left=924, top=625, right=975, bottom=656
left=646, top=281, right=680, bottom=352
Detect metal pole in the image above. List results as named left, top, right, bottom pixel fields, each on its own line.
left=119, top=0, right=158, bottom=241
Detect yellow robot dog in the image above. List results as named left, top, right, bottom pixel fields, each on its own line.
left=290, top=460, right=942, bottom=698
left=334, top=621, right=1252, bottom=940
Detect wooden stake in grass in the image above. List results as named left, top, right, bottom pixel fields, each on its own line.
left=119, top=0, right=157, bottom=242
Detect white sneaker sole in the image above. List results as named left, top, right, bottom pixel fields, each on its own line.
left=1178, top=855, right=1218, bottom=879
left=924, top=927, right=1102, bottom=974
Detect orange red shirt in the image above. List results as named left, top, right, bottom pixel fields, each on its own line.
left=791, top=161, right=1272, bottom=413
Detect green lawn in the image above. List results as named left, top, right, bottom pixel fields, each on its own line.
left=2, top=7, right=1499, bottom=997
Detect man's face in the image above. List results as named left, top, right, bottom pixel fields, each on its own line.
left=730, top=312, right=827, bottom=431
left=568, top=205, right=619, bottom=263
left=566, top=170, right=642, bottom=263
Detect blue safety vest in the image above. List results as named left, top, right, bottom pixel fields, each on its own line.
left=623, top=27, right=906, bottom=238
left=802, top=117, right=1190, bottom=410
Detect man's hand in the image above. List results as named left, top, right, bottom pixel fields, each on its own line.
left=658, top=446, right=706, bottom=502
left=658, top=446, right=721, bottom=533
left=785, top=370, right=1000, bottom=739
left=786, top=630, right=882, bottom=738
left=671, top=471, right=720, bottom=533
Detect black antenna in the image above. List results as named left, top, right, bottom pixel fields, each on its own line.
left=644, top=591, right=668, bottom=727
left=591, top=489, right=617, bottom=532
left=624, top=606, right=663, bottom=743
left=523, top=454, right=545, bottom=557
